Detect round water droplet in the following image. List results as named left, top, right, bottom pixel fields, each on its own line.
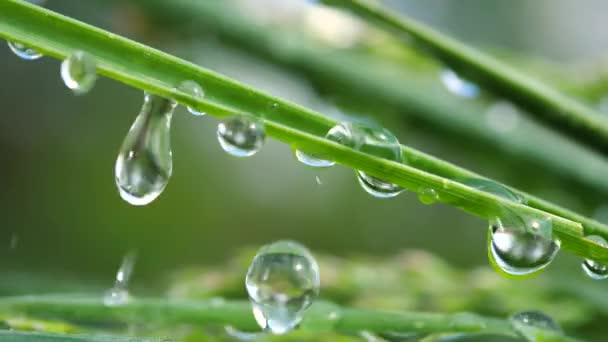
left=582, top=235, right=608, bottom=280
left=115, top=94, right=177, bottom=206
left=440, top=69, right=479, bottom=98
left=7, top=41, right=43, bottom=60
left=510, top=311, right=562, bottom=341
left=295, top=149, right=335, bottom=168
left=103, top=287, right=130, bottom=307
left=246, top=240, right=320, bottom=335
left=177, top=80, right=205, bottom=116
left=485, top=101, right=520, bottom=134
left=217, top=116, right=265, bottom=157
left=488, top=219, right=560, bottom=276
left=417, top=188, right=438, bottom=205
left=61, top=51, right=97, bottom=95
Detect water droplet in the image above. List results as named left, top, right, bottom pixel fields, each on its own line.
left=177, top=80, right=205, bottom=116
left=7, top=42, right=43, bottom=60
left=60, top=51, right=97, bottom=95
left=417, top=188, right=438, bottom=205
left=315, top=175, right=322, bottom=185
left=582, top=235, right=608, bottom=280
left=115, top=94, right=176, bottom=206
left=510, top=311, right=562, bottom=341
left=440, top=69, right=479, bottom=98
left=485, top=101, right=520, bottom=134
left=104, top=252, right=137, bottom=307
left=295, top=149, right=335, bottom=168
left=245, top=240, right=320, bottom=335
left=217, top=116, right=265, bottom=157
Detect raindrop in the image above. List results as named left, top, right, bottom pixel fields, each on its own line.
left=417, top=188, right=438, bottom=205
left=246, top=240, right=320, bottom=335
left=7, top=42, right=43, bottom=60
left=177, top=80, right=205, bottom=116
left=60, top=51, right=97, bottom=95
left=510, top=311, right=562, bottom=341
left=440, top=69, right=479, bottom=98
left=115, top=93, right=177, bottom=206
left=217, top=115, right=265, bottom=157
left=104, top=252, right=137, bottom=306
left=581, top=235, right=608, bottom=280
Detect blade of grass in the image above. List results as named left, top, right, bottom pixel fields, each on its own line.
left=320, top=0, right=608, bottom=155
left=0, top=330, right=157, bottom=341
left=0, top=0, right=607, bottom=263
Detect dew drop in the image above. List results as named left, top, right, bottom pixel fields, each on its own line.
left=7, top=42, right=43, bottom=60
left=485, top=101, right=520, bottom=134
left=245, top=240, right=320, bottom=335
left=295, top=149, right=335, bottom=168
left=60, top=51, right=97, bottom=95
left=115, top=94, right=177, bottom=206
left=581, top=235, right=608, bottom=280
left=440, top=69, right=479, bottom=98
left=217, top=115, right=265, bottom=157
left=510, top=311, right=562, bottom=341
left=417, top=188, right=438, bottom=205
left=177, top=80, right=205, bottom=116
left=104, top=252, right=137, bottom=306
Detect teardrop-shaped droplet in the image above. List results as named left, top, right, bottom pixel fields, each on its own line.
left=177, top=80, right=205, bottom=116
left=104, top=252, right=137, bottom=306
left=510, top=311, right=562, bottom=342
left=115, top=94, right=176, bottom=206
left=7, top=42, right=43, bottom=60
left=417, top=188, right=438, bottom=205
left=581, top=235, right=608, bottom=280
left=61, top=51, right=97, bottom=95
left=217, top=116, right=265, bottom=157
left=245, top=240, right=320, bottom=335
left=440, top=69, right=479, bottom=98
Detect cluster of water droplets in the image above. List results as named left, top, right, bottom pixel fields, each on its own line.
left=245, top=240, right=320, bottom=335
left=104, top=252, right=137, bottom=306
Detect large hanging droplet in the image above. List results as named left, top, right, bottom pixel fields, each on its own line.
left=7, top=42, right=43, bottom=60
left=581, top=235, right=608, bottom=280
left=177, top=80, right=205, bottom=116
left=217, top=116, right=265, bottom=157
left=115, top=94, right=176, bottom=206
left=245, top=240, right=320, bottom=335
left=510, top=311, right=562, bottom=341
left=61, top=51, right=97, bottom=95
left=440, top=69, right=480, bottom=98
left=104, top=252, right=137, bottom=306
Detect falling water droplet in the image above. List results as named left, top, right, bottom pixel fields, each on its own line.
left=581, top=235, right=608, bottom=280
left=417, top=188, right=438, bottom=205
left=177, top=80, right=205, bottom=116
left=60, top=51, right=97, bottom=95
left=315, top=175, right=322, bottom=185
left=7, top=42, right=43, bottom=60
left=510, top=311, right=562, bottom=341
left=246, top=240, right=320, bottom=335
left=115, top=93, right=177, bottom=206
left=440, top=69, right=480, bottom=98
left=104, top=252, right=137, bottom=306
left=217, top=115, right=265, bottom=157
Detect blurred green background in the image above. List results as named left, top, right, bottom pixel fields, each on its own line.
left=1, top=0, right=607, bottom=298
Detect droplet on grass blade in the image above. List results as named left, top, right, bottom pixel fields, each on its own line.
left=7, top=42, right=43, bottom=60
left=510, top=311, right=562, bottom=342
left=581, top=235, right=608, bottom=280
left=217, top=116, right=265, bottom=157
left=61, top=51, right=97, bottom=95
left=177, top=80, right=205, bottom=116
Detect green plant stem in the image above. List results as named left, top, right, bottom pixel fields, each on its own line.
left=321, top=0, right=608, bottom=155
left=0, top=331, right=155, bottom=342
left=1, top=0, right=607, bottom=263
left=0, top=295, right=578, bottom=340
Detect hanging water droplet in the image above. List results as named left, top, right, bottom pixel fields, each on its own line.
left=245, top=240, right=320, bottom=335
left=217, top=115, right=265, bottom=157
left=60, top=51, right=97, bottom=95
left=295, top=149, right=335, bottom=168
left=510, top=311, right=562, bottom=341
left=417, top=188, right=438, bottom=205
left=7, top=42, right=43, bottom=60
left=115, top=94, right=176, bottom=206
left=440, top=69, right=480, bottom=98
left=581, top=235, right=608, bottom=280
left=177, top=80, right=205, bottom=116
left=104, top=252, right=137, bottom=306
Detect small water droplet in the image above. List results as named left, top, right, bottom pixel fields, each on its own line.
left=61, top=51, right=97, bottom=95
left=485, top=101, right=520, bottom=134
left=7, top=42, right=43, bottom=60
left=417, top=188, right=438, bottom=205
left=115, top=93, right=176, bottom=206
left=295, top=149, right=335, bottom=168
left=104, top=252, right=137, bottom=307
left=246, top=240, right=320, bottom=335
left=315, top=175, right=322, bottom=185
left=440, top=69, right=479, bottom=98
left=177, top=80, right=205, bottom=116
left=582, top=235, right=608, bottom=280
left=510, top=311, right=562, bottom=341
left=217, top=115, right=265, bottom=157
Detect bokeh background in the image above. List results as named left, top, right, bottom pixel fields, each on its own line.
left=1, top=1, right=608, bottom=337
